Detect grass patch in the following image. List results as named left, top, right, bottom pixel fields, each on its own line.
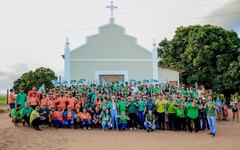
left=0, top=95, right=7, bottom=105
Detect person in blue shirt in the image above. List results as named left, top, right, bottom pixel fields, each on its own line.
left=215, top=97, right=223, bottom=121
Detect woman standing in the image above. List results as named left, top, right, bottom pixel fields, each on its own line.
left=107, top=96, right=119, bottom=130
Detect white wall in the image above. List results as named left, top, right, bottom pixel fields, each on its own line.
left=158, top=67, right=179, bottom=84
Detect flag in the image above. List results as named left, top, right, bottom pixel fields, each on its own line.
left=38, top=84, right=45, bottom=93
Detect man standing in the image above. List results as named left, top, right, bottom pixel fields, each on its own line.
left=16, top=88, right=28, bottom=108
left=155, top=94, right=166, bottom=130
left=206, top=96, right=217, bottom=137
left=8, top=89, right=16, bottom=110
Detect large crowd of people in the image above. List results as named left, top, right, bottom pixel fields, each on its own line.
left=8, top=82, right=240, bottom=137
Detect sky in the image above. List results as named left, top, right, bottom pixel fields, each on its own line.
left=0, top=0, right=239, bottom=94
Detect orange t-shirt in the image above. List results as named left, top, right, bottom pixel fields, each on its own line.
left=48, top=99, right=57, bottom=109
left=28, top=97, right=39, bottom=106
left=54, top=111, right=63, bottom=121
left=67, top=97, right=77, bottom=110
left=94, top=100, right=102, bottom=108
left=81, top=112, right=91, bottom=121
left=66, top=111, right=72, bottom=120
left=40, top=97, right=49, bottom=107
left=8, top=92, right=15, bottom=104
left=58, top=97, right=67, bottom=109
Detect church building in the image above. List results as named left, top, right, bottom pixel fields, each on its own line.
left=63, top=1, right=180, bottom=86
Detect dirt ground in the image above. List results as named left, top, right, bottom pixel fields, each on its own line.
left=0, top=105, right=239, bottom=150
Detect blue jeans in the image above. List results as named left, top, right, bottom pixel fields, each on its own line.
left=144, top=122, right=156, bottom=130
left=53, top=119, right=65, bottom=128
left=110, top=109, right=118, bottom=129
left=138, top=111, right=144, bottom=128
left=199, top=112, right=207, bottom=130
left=207, top=116, right=216, bottom=134
left=102, top=121, right=112, bottom=129
left=118, top=123, right=127, bottom=130
left=82, top=120, right=92, bottom=128
left=9, top=103, right=15, bottom=109
left=64, top=120, right=75, bottom=128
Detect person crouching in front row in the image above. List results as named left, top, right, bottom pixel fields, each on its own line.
left=100, top=109, right=112, bottom=131
left=63, top=105, right=75, bottom=129
left=81, top=108, right=92, bottom=130
left=29, top=106, right=45, bottom=131
left=144, top=109, right=156, bottom=132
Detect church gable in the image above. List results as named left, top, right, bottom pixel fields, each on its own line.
left=70, top=23, right=152, bottom=60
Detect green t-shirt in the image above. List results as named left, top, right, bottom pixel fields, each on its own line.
left=21, top=107, right=34, bottom=116
left=156, top=99, right=166, bottom=113
left=30, top=110, right=39, bottom=124
left=100, top=103, right=107, bottom=111
left=113, top=85, right=122, bottom=91
left=176, top=108, right=185, bottom=117
left=167, top=101, right=176, bottom=114
left=153, top=87, right=161, bottom=93
left=181, top=90, right=187, bottom=95
left=187, top=104, right=200, bottom=119
left=16, top=93, right=28, bottom=108
left=101, top=113, right=111, bottom=122
left=119, top=115, right=129, bottom=123
left=128, top=101, right=137, bottom=113
left=11, top=109, right=22, bottom=120
left=145, top=114, right=155, bottom=123
left=206, top=102, right=216, bottom=117
left=148, top=87, right=153, bottom=93
left=137, top=100, right=145, bottom=111
left=107, top=102, right=119, bottom=110
left=77, top=88, right=85, bottom=93
left=118, top=101, right=128, bottom=113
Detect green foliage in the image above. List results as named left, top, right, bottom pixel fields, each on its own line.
left=158, top=25, right=240, bottom=98
left=13, top=67, right=57, bottom=94
left=0, top=95, right=7, bottom=105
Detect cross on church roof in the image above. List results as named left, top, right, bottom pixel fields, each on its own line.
left=106, top=1, right=118, bottom=18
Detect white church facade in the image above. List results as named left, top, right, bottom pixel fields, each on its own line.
left=63, top=2, right=180, bottom=86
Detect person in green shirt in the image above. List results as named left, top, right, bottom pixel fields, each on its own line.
left=113, top=81, right=122, bottom=92
left=155, top=94, right=166, bottom=130
left=153, top=84, right=162, bottom=94
left=11, top=104, right=22, bottom=126
left=100, top=109, right=112, bottom=131
left=186, top=102, right=200, bottom=132
left=21, top=102, right=34, bottom=125
left=118, top=97, right=128, bottom=114
left=175, top=104, right=186, bottom=131
left=16, top=88, right=28, bottom=108
left=100, top=98, right=108, bottom=111
left=166, top=97, right=176, bottom=131
left=205, top=96, right=217, bottom=136
left=137, top=96, right=145, bottom=129
left=144, top=109, right=156, bottom=132
left=126, top=96, right=138, bottom=130
left=117, top=110, right=130, bottom=130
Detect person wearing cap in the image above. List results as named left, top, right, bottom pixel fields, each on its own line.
left=137, top=96, right=145, bottom=129
left=166, top=97, right=176, bottom=131
left=28, top=86, right=40, bottom=99
left=113, top=81, right=121, bottom=92
left=84, top=100, right=95, bottom=115
left=126, top=96, right=138, bottom=130
left=153, top=84, right=162, bottom=94
left=11, top=104, right=22, bottom=126
left=16, top=88, right=28, bottom=108
left=8, top=89, right=16, bottom=110
left=48, top=96, right=57, bottom=109
left=205, top=96, right=218, bottom=137
left=81, top=108, right=92, bottom=130
left=57, top=93, right=67, bottom=110
left=21, top=102, right=34, bottom=125
left=53, top=106, right=64, bottom=128
left=155, top=94, right=166, bottom=130
left=28, top=92, right=40, bottom=110
left=144, top=109, right=156, bottom=132
left=63, top=105, right=75, bottom=129
left=40, top=93, right=49, bottom=108
left=107, top=96, right=119, bottom=130
left=67, top=93, right=78, bottom=110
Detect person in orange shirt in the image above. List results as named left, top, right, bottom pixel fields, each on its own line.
left=81, top=108, right=92, bottom=130
left=28, top=86, right=40, bottom=99
left=28, top=92, right=40, bottom=110
left=57, top=93, right=67, bottom=110
left=53, top=106, right=64, bottom=128
left=8, top=89, right=16, bottom=110
left=94, top=96, right=102, bottom=108
left=40, top=93, right=49, bottom=108
left=48, top=96, right=57, bottom=109
left=67, top=93, right=77, bottom=110
left=63, top=105, right=75, bottom=129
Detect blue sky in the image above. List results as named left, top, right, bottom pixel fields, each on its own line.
left=0, top=0, right=239, bottom=94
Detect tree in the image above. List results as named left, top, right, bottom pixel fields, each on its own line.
left=13, top=67, right=58, bottom=93
left=158, top=25, right=240, bottom=98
